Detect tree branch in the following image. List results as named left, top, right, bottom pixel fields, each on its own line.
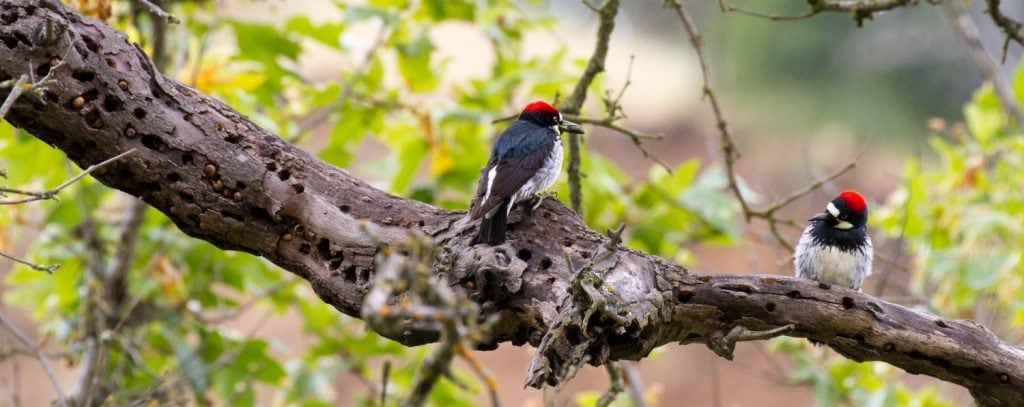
left=560, top=0, right=620, bottom=213
left=944, top=0, right=1024, bottom=125
left=985, top=0, right=1024, bottom=56
left=1, top=1, right=1023, bottom=405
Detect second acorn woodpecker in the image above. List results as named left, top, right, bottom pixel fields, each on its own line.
left=794, top=189, right=874, bottom=291
left=469, top=101, right=583, bottom=245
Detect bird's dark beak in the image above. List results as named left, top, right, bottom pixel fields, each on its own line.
left=558, top=119, right=584, bottom=135
left=809, top=212, right=830, bottom=222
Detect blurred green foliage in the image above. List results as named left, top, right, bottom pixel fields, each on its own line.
left=703, top=0, right=976, bottom=144
left=770, top=338, right=954, bottom=407
left=875, top=67, right=1024, bottom=339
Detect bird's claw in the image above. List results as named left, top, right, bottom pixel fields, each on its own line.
left=530, top=195, right=546, bottom=213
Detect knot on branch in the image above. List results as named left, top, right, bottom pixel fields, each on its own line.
left=525, top=225, right=637, bottom=388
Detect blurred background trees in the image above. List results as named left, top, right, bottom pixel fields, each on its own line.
left=1, top=0, right=1022, bottom=405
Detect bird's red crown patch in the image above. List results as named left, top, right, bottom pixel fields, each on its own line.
left=523, top=100, right=559, bottom=115
left=839, top=189, right=867, bottom=212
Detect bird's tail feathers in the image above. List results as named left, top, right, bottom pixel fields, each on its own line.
left=476, top=200, right=509, bottom=245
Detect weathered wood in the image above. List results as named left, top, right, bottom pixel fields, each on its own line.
left=1, top=1, right=1022, bottom=404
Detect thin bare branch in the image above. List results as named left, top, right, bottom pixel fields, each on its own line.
left=719, top=0, right=941, bottom=27
left=718, top=0, right=821, bottom=20
left=133, top=0, right=179, bottom=24
left=667, top=0, right=750, bottom=219
left=560, top=0, right=621, bottom=213
left=0, top=149, right=136, bottom=205
left=670, top=0, right=864, bottom=251
left=0, top=75, right=29, bottom=119
left=755, top=160, right=857, bottom=218
left=985, top=0, right=1024, bottom=55
left=380, top=360, right=391, bottom=407
left=0, top=312, right=67, bottom=407
left=566, top=117, right=662, bottom=140
left=564, top=115, right=672, bottom=172
left=0, top=251, right=59, bottom=273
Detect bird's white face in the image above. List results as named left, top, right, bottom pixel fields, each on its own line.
left=827, top=202, right=854, bottom=230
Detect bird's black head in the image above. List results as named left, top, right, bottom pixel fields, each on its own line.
left=518, top=101, right=584, bottom=134
left=811, top=189, right=869, bottom=230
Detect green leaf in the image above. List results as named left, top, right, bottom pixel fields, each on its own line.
left=284, top=16, right=346, bottom=49
left=395, top=29, right=440, bottom=92
left=229, top=21, right=301, bottom=82
left=419, top=0, right=475, bottom=21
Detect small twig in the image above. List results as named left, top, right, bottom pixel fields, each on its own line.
left=985, top=0, right=1024, bottom=54
left=0, top=251, right=59, bottom=273
left=665, top=0, right=864, bottom=252
left=717, top=0, right=820, bottom=20
left=596, top=362, right=624, bottom=407
left=945, top=0, right=1024, bottom=125
left=381, top=360, right=391, bottom=407
left=749, top=159, right=858, bottom=219
left=564, top=116, right=662, bottom=140
left=0, top=75, right=30, bottom=120
left=133, top=0, right=180, bottom=24
left=0, top=149, right=136, bottom=205
left=605, top=55, right=634, bottom=121
left=667, top=0, right=750, bottom=218
left=0, top=312, right=67, bottom=407
left=564, top=115, right=672, bottom=172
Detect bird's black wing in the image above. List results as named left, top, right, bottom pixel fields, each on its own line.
left=470, top=140, right=553, bottom=220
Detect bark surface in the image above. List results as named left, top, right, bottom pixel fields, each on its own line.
left=1, top=1, right=1022, bottom=404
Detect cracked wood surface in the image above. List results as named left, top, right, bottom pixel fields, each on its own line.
left=0, top=0, right=1022, bottom=404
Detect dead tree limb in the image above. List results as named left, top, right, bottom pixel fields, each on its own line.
left=0, top=1, right=1022, bottom=405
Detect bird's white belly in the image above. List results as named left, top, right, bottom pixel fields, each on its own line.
left=795, top=228, right=873, bottom=291
left=511, top=137, right=563, bottom=209
left=806, top=246, right=860, bottom=287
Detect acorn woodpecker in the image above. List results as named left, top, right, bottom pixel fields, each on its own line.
left=794, top=189, right=873, bottom=291
left=469, top=101, right=583, bottom=245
